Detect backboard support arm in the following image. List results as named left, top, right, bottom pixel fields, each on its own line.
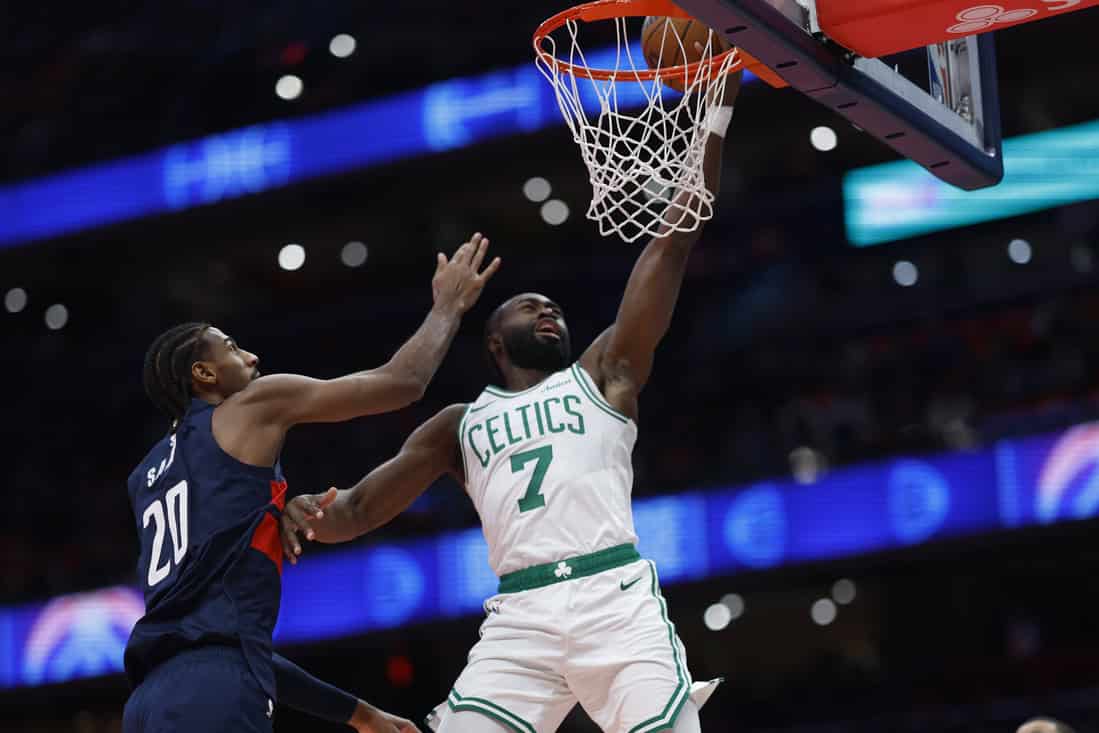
left=676, top=0, right=1004, bottom=190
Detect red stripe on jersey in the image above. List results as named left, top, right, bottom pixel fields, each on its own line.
left=251, top=479, right=289, bottom=574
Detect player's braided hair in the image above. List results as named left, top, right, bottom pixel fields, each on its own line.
left=142, top=322, right=211, bottom=432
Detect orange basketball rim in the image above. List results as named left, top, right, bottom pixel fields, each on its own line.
left=533, top=0, right=788, bottom=89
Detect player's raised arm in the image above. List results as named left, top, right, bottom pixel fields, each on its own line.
left=279, top=404, right=466, bottom=559
left=580, top=69, right=743, bottom=415
left=242, top=235, right=499, bottom=427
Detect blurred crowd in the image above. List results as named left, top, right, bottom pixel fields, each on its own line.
left=2, top=1, right=556, bottom=186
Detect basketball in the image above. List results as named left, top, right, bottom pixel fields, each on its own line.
left=641, top=16, right=730, bottom=92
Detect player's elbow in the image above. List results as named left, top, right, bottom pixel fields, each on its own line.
left=394, top=377, right=428, bottom=406
left=375, top=366, right=429, bottom=407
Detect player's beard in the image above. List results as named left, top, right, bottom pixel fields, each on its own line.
left=502, top=324, right=571, bottom=374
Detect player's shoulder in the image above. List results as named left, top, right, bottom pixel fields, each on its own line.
left=126, top=461, right=145, bottom=499
left=406, top=404, right=467, bottom=455
left=577, top=325, right=615, bottom=382
left=133, top=433, right=171, bottom=470
left=437, top=403, right=469, bottom=429
left=126, top=433, right=172, bottom=497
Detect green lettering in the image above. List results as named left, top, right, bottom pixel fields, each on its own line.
left=467, top=424, right=490, bottom=468
left=485, top=416, right=505, bottom=455
left=533, top=400, right=545, bottom=435
left=563, top=394, right=586, bottom=435
left=516, top=404, right=533, bottom=440
left=502, top=412, right=522, bottom=445
left=544, top=397, right=565, bottom=433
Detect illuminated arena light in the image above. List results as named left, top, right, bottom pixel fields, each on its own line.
left=341, top=241, right=368, bottom=267
left=278, top=243, right=306, bottom=271
left=832, top=579, right=856, bottom=605
left=44, top=304, right=68, bottom=330
left=540, top=199, right=569, bottom=226
left=4, top=287, right=27, bottom=313
left=811, top=598, right=837, bottom=626
left=329, top=34, right=357, bottom=59
left=276, top=74, right=303, bottom=101
left=523, top=177, right=552, bottom=203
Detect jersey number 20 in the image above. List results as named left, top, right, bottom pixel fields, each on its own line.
left=142, top=480, right=189, bottom=587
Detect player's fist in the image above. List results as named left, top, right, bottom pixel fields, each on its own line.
left=432, top=233, right=502, bottom=314
left=692, top=42, right=743, bottom=105
left=279, top=487, right=338, bottom=564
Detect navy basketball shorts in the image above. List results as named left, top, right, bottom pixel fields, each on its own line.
left=123, top=646, right=272, bottom=733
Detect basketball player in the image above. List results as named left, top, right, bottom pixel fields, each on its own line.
left=280, top=67, right=743, bottom=733
left=122, top=235, right=499, bottom=732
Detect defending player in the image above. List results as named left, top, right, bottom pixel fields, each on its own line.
left=281, top=69, right=743, bottom=732
left=123, top=236, right=499, bottom=732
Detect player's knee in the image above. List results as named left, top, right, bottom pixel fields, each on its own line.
left=436, top=709, right=514, bottom=733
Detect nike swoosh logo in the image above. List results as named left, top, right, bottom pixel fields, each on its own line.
left=620, top=576, right=642, bottom=591
left=468, top=401, right=498, bottom=413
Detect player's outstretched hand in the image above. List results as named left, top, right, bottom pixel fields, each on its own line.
left=1018, top=718, right=1078, bottom=733
left=693, top=42, right=744, bottom=105
left=280, top=487, right=338, bottom=564
left=350, top=700, right=420, bottom=733
left=432, top=232, right=501, bottom=315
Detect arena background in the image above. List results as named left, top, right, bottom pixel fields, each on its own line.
left=4, top=2, right=1099, bottom=731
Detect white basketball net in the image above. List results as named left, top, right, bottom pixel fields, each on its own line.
left=535, top=17, right=739, bottom=243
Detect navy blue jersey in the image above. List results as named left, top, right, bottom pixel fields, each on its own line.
left=123, top=398, right=287, bottom=701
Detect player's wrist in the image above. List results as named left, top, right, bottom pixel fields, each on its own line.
left=348, top=700, right=390, bottom=732
left=428, top=300, right=464, bottom=322
left=347, top=699, right=370, bottom=728
left=704, top=105, right=734, bottom=138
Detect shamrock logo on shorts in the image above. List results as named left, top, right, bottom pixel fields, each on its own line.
left=554, top=561, right=573, bottom=579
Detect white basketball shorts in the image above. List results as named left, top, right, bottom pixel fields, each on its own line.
left=426, top=551, right=719, bottom=733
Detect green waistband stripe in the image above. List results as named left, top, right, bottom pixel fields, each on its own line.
left=497, top=543, right=640, bottom=593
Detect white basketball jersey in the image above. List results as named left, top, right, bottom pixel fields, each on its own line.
left=459, top=363, right=639, bottom=576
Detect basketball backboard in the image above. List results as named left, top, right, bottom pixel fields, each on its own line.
left=675, top=0, right=1005, bottom=190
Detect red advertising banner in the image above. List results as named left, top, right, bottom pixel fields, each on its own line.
left=816, top=0, right=1098, bottom=58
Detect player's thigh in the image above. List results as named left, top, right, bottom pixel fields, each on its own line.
left=435, top=591, right=575, bottom=733
left=123, top=648, right=271, bottom=733
left=436, top=709, right=523, bottom=733
left=439, top=647, right=575, bottom=733
left=569, top=561, right=693, bottom=733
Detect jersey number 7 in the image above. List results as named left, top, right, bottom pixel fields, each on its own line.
left=511, top=446, right=553, bottom=513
